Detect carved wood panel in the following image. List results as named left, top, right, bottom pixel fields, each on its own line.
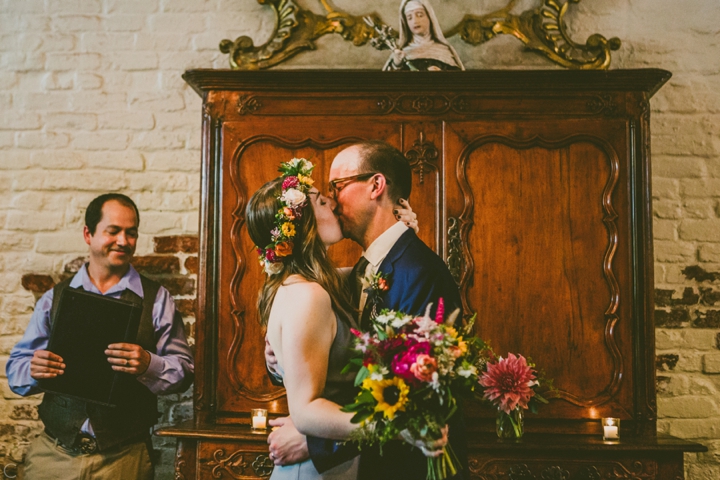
left=444, top=119, right=635, bottom=426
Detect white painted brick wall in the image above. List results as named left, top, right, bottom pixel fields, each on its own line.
left=1, top=0, right=719, bottom=478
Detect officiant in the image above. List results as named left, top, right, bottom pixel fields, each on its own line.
left=6, top=193, right=194, bottom=480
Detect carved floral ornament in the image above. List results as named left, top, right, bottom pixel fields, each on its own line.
left=219, top=0, right=621, bottom=70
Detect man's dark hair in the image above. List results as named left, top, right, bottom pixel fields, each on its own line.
left=85, top=193, right=140, bottom=235
left=356, top=140, right=412, bottom=202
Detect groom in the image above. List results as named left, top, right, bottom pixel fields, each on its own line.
left=267, top=140, right=467, bottom=480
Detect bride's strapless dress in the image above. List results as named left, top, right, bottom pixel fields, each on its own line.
left=270, top=312, right=359, bottom=480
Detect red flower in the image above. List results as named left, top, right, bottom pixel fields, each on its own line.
left=391, top=341, right=430, bottom=383
left=480, top=353, right=536, bottom=414
left=265, top=249, right=277, bottom=262
left=282, top=176, right=299, bottom=189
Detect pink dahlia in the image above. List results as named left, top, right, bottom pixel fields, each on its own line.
left=480, top=353, right=536, bottom=414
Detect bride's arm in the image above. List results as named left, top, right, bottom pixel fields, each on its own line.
left=279, top=283, right=355, bottom=440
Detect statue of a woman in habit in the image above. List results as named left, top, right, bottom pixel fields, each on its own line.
left=383, top=0, right=465, bottom=71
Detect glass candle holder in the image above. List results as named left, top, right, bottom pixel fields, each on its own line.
left=251, top=408, right=268, bottom=431
left=602, top=417, right=620, bottom=441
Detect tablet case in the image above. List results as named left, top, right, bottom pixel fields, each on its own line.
left=39, top=288, right=143, bottom=407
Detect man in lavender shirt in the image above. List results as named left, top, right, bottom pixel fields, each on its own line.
left=6, top=193, right=194, bottom=480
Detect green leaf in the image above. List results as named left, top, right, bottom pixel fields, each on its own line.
left=354, top=366, right=369, bottom=387
left=351, top=410, right=373, bottom=424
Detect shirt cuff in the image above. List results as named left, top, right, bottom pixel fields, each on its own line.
left=136, top=351, right=163, bottom=386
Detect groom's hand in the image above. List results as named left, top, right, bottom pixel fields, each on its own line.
left=267, top=416, right=309, bottom=466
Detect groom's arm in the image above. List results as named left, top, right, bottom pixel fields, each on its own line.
left=265, top=338, right=284, bottom=386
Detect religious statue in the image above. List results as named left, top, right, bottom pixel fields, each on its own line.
left=382, top=0, right=465, bottom=71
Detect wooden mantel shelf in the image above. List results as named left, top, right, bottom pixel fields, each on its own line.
left=156, top=421, right=705, bottom=453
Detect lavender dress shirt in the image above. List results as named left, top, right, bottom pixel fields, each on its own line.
left=6, top=264, right=194, bottom=435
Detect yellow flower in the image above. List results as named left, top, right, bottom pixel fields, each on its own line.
left=365, top=377, right=409, bottom=420
left=281, top=222, right=296, bottom=237
left=446, top=326, right=458, bottom=338
left=458, top=339, right=468, bottom=354
left=298, top=174, right=314, bottom=186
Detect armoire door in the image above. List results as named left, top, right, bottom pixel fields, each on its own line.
left=443, top=117, right=638, bottom=433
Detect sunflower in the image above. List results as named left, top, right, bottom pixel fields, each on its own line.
left=363, top=377, right=410, bottom=419
left=281, top=222, right=296, bottom=237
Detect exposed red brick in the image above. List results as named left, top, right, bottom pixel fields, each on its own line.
left=175, top=298, right=197, bottom=318
left=149, top=276, right=195, bottom=296
left=184, top=256, right=198, bottom=274
left=656, top=354, right=679, bottom=371
left=178, top=236, right=199, bottom=253
left=21, top=274, right=55, bottom=293
left=132, top=255, right=180, bottom=275
left=11, top=404, right=39, bottom=421
left=153, top=236, right=178, bottom=254
left=153, top=235, right=199, bottom=254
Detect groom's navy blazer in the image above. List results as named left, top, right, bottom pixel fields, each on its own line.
left=308, top=229, right=468, bottom=480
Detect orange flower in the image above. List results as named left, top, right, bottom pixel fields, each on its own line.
left=283, top=207, right=295, bottom=220
left=274, top=241, right=294, bottom=257
left=377, top=278, right=389, bottom=291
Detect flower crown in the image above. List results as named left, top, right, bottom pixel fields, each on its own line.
left=255, top=158, right=315, bottom=275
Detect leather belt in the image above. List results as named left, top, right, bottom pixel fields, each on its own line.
left=45, top=429, right=98, bottom=454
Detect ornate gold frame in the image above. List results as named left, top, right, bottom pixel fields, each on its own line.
left=219, top=0, right=621, bottom=70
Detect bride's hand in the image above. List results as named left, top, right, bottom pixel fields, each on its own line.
left=394, top=198, right=419, bottom=234
left=399, top=425, right=448, bottom=457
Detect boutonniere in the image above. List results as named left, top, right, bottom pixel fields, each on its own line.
left=363, top=272, right=390, bottom=319
left=365, top=272, right=389, bottom=295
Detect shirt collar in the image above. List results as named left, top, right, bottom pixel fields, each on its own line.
left=70, top=263, right=144, bottom=298
left=363, top=221, right=409, bottom=268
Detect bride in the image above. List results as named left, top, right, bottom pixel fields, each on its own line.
left=245, top=158, right=441, bottom=479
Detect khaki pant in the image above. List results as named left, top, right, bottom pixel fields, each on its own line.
left=23, top=432, right=153, bottom=480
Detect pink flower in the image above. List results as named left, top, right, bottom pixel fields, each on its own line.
left=434, top=297, right=445, bottom=324
left=480, top=353, right=536, bottom=414
left=282, top=176, right=299, bottom=189
left=391, top=341, right=430, bottom=383
left=410, top=354, right=437, bottom=382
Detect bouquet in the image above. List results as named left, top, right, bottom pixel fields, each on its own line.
left=341, top=299, right=492, bottom=480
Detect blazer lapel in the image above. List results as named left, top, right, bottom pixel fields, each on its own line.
left=360, top=229, right=417, bottom=328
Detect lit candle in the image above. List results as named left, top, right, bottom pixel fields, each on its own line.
left=251, top=409, right=268, bottom=431
left=602, top=417, right=620, bottom=441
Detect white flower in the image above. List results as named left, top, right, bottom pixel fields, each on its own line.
left=457, top=365, right=477, bottom=378
left=282, top=188, right=306, bottom=207
left=370, top=370, right=384, bottom=381
left=429, top=371, right=441, bottom=392
left=264, top=261, right=284, bottom=275
left=390, top=314, right=413, bottom=329
left=374, top=312, right=395, bottom=325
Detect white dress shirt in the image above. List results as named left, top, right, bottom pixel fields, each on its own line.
left=358, top=221, right=409, bottom=311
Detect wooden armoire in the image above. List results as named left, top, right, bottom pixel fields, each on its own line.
left=157, top=69, right=706, bottom=479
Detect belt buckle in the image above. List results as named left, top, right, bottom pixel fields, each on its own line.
left=76, top=434, right=98, bottom=454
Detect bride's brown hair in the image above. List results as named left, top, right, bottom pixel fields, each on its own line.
left=246, top=177, right=355, bottom=326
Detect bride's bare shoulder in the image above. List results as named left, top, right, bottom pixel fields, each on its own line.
left=277, top=275, right=331, bottom=307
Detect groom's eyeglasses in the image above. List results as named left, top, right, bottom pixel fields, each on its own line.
left=328, top=172, right=379, bottom=196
